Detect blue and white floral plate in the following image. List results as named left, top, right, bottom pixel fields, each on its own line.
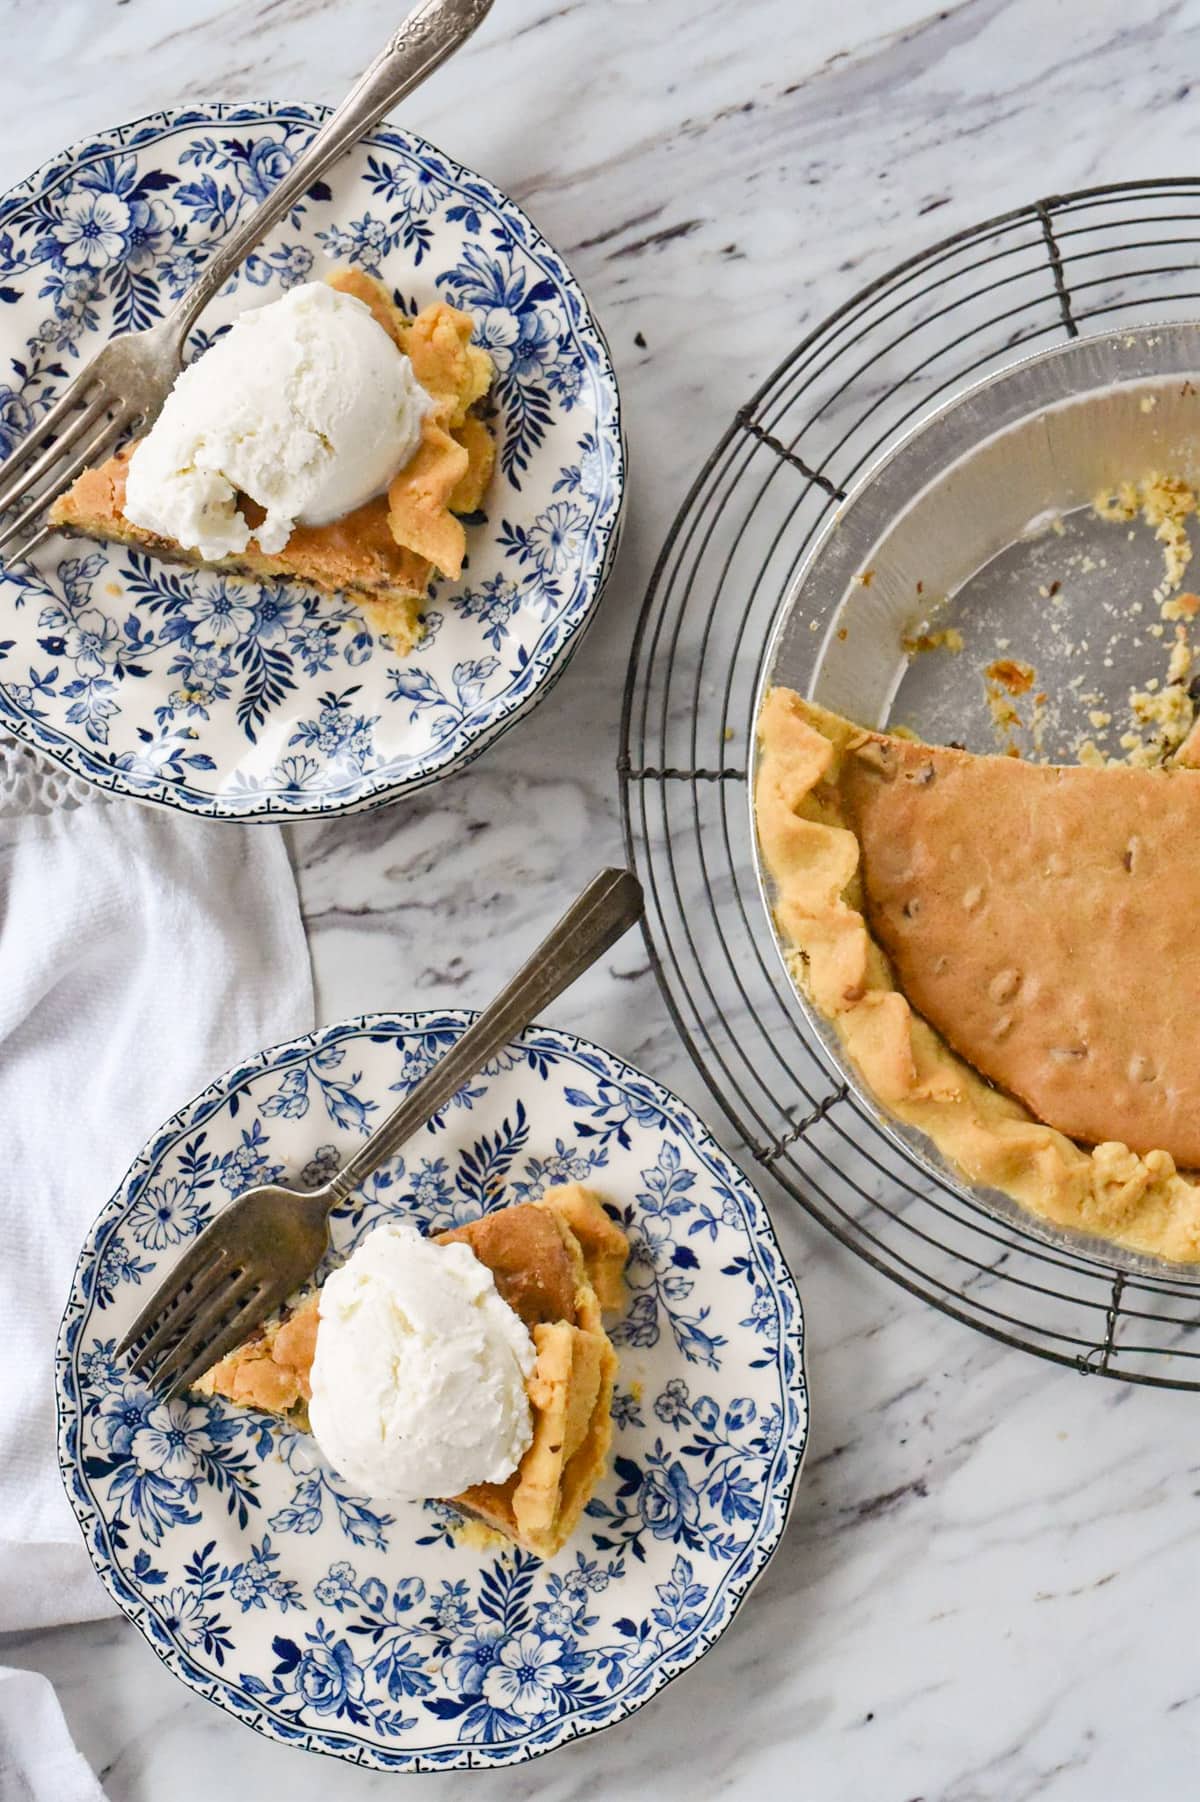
left=57, top=1013, right=807, bottom=1773
left=0, top=105, right=623, bottom=818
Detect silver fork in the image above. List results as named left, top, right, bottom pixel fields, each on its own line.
left=117, top=868, right=644, bottom=1402
left=0, top=0, right=493, bottom=565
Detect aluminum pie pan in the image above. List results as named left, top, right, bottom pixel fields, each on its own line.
left=754, top=321, right=1200, bottom=1283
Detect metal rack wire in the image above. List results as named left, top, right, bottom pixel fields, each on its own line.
left=619, top=179, right=1200, bottom=1388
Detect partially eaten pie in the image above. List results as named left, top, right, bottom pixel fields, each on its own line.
left=196, top=1184, right=628, bottom=1559
left=756, top=685, right=1200, bottom=1261
left=49, top=269, right=496, bottom=655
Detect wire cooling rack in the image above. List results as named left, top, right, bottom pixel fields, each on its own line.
left=619, top=179, right=1200, bottom=1388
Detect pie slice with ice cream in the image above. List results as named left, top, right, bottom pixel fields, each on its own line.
left=196, top=1184, right=628, bottom=1560
left=49, top=270, right=495, bottom=655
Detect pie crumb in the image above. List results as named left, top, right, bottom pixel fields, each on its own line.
left=984, top=658, right=1035, bottom=696
left=902, top=626, right=964, bottom=657
left=1167, top=627, right=1193, bottom=686
left=1095, top=473, right=1196, bottom=604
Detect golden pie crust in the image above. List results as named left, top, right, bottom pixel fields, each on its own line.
left=48, top=270, right=496, bottom=656
left=197, top=1183, right=627, bottom=1559
left=755, top=685, right=1200, bottom=1262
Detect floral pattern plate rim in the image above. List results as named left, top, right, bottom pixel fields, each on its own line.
left=57, top=1011, right=807, bottom=1773
left=0, top=103, right=623, bottom=818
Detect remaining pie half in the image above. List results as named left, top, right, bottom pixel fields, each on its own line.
left=196, top=1183, right=628, bottom=1559
left=48, top=269, right=496, bottom=656
left=756, top=684, right=1200, bottom=1261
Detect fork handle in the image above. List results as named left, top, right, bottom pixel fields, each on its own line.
left=321, top=869, right=644, bottom=1209
left=164, top=0, right=494, bottom=347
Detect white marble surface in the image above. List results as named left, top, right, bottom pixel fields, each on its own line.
left=6, top=0, right=1200, bottom=1796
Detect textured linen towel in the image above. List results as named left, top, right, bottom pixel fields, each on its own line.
left=0, top=741, right=314, bottom=1794
left=0, top=1666, right=107, bottom=1802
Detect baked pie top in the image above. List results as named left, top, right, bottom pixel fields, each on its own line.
left=755, top=684, right=1200, bottom=1262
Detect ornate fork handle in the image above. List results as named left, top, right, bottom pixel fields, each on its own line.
left=164, top=0, right=494, bottom=347
left=320, top=869, right=644, bottom=1209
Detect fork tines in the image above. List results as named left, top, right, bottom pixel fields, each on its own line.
left=117, top=1233, right=272, bottom=1404
left=0, top=369, right=136, bottom=565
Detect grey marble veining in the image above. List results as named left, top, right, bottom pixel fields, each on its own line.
left=6, top=1, right=1200, bottom=1797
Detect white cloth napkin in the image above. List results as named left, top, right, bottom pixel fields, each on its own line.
left=0, top=1667, right=105, bottom=1802
left=0, top=740, right=313, bottom=1795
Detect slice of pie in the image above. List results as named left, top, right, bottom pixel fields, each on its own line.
left=756, top=684, right=1200, bottom=1261
left=196, top=1183, right=628, bottom=1559
left=48, top=270, right=496, bottom=656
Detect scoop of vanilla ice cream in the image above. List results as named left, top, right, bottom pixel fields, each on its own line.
left=123, top=282, right=431, bottom=559
left=307, top=1221, right=536, bottom=1502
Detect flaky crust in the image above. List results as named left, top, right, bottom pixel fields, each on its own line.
left=51, top=449, right=428, bottom=653
left=755, top=685, right=1200, bottom=1262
